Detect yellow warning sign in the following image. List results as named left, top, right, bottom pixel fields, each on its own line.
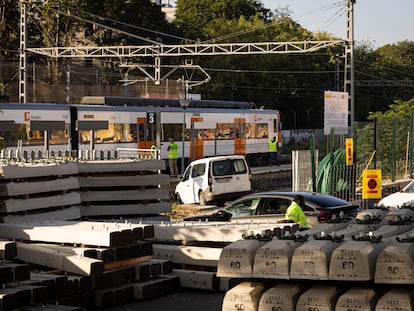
left=362, top=169, right=382, bottom=199
left=345, top=138, right=353, bottom=166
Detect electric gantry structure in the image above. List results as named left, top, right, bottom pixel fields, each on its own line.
left=19, top=0, right=358, bottom=126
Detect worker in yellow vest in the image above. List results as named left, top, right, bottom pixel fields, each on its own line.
left=150, top=143, right=158, bottom=159
left=268, top=136, right=279, bottom=166
left=285, top=194, right=309, bottom=230
left=167, top=138, right=179, bottom=177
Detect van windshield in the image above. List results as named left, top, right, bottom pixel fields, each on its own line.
left=212, top=159, right=247, bottom=176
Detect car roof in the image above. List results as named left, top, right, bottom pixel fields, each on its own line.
left=230, top=191, right=351, bottom=207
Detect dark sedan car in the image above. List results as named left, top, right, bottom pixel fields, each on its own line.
left=183, top=191, right=361, bottom=228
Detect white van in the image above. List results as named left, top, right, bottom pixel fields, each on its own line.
left=175, top=155, right=252, bottom=206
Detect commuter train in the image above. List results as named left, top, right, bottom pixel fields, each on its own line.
left=0, top=96, right=282, bottom=167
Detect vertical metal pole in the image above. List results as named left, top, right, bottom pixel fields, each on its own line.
left=66, top=62, right=70, bottom=104
left=329, top=128, right=335, bottom=195
left=181, top=109, right=185, bottom=175
left=310, top=133, right=317, bottom=192
left=373, top=118, right=377, bottom=169
left=19, top=0, right=27, bottom=103
left=344, top=0, right=355, bottom=132
left=410, top=113, right=414, bottom=177
left=32, top=62, right=36, bottom=102
left=391, top=119, right=396, bottom=181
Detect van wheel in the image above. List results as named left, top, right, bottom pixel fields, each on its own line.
left=175, top=193, right=182, bottom=204
left=199, top=191, right=207, bottom=206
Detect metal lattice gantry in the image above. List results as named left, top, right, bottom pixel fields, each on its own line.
left=25, top=40, right=346, bottom=89
left=26, top=41, right=345, bottom=58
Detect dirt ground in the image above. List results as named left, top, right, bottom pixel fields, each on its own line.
left=168, top=203, right=215, bottom=221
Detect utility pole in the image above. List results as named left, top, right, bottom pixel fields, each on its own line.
left=344, top=0, right=355, bottom=130
left=19, top=0, right=27, bottom=103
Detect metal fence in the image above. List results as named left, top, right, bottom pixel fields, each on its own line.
left=303, top=116, right=414, bottom=208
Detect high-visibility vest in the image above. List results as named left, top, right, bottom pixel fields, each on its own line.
left=150, top=144, right=158, bottom=158
left=268, top=140, right=278, bottom=152
left=285, top=201, right=309, bottom=228
left=168, top=142, right=178, bottom=159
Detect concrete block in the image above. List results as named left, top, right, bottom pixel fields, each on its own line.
left=253, top=239, right=300, bottom=279
left=258, top=284, right=305, bottom=311
left=329, top=240, right=386, bottom=281
left=375, top=288, right=414, bottom=311
left=222, top=282, right=269, bottom=311
left=173, top=268, right=219, bottom=290
left=296, top=285, right=341, bottom=311
left=217, top=239, right=263, bottom=278
left=0, top=240, right=17, bottom=260
left=132, top=277, right=173, bottom=300
left=336, top=287, right=381, bottom=311
left=375, top=241, right=414, bottom=284
left=290, top=238, right=341, bottom=280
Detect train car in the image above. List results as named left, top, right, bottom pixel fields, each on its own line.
left=0, top=102, right=71, bottom=156
left=0, top=97, right=282, bottom=167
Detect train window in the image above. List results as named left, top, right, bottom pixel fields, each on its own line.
left=247, top=123, right=268, bottom=139
left=90, top=123, right=137, bottom=143
left=217, top=123, right=234, bottom=140
left=162, top=124, right=186, bottom=141
left=203, top=129, right=215, bottom=140
left=49, top=125, right=70, bottom=145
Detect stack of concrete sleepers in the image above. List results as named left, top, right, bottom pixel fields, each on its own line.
left=76, top=159, right=170, bottom=220
left=218, top=209, right=414, bottom=311
left=151, top=221, right=298, bottom=291
left=0, top=219, right=180, bottom=309
left=0, top=162, right=81, bottom=223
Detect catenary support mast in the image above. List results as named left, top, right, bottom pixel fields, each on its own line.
left=344, top=0, right=355, bottom=129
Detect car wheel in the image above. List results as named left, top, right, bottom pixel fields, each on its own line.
left=199, top=191, right=207, bottom=206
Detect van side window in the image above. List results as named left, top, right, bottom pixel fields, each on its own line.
left=192, top=163, right=206, bottom=177
left=233, top=159, right=247, bottom=174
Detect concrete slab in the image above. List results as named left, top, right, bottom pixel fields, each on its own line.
left=0, top=176, right=79, bottom=196
left=78, top=174, right=169, bottom=188
left=79, top=188, right=169, bottom=202
left=2, top=206, right=81, bottom=223
left=0, top=162, right=78, bottom=179
left=152, top=244, right=222, bottom=267
left=77, top=159, right=165, bottom=173
left=16, top=242, right=104, bottom=276
left=78, top=201, right=171, bottom=217
left=0, top=191, right=81, bottom=213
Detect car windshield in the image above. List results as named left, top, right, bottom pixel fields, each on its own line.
left=402, top=180, right=414, bottom=192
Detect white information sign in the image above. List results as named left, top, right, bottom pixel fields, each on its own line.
left=324, top=91, right=349, bottom=135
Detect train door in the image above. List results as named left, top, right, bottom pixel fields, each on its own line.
left=190, top=117, right=204, bottom=161
left=137, top=112, right=160, bottom=151
left=234, top=118, right=246, bottom=155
